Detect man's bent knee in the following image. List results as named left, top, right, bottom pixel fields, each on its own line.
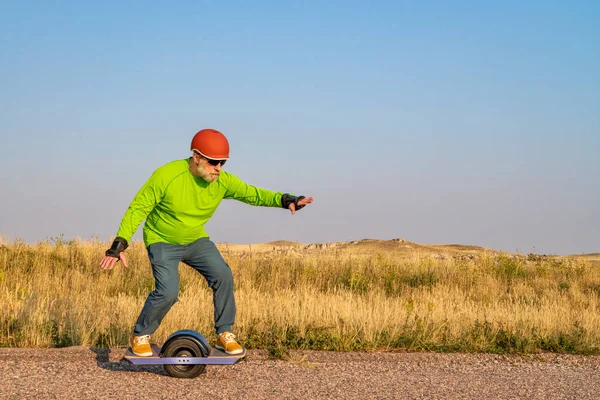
left=210, top=265, right=233, bottom=288
left=151, top=288, right=179, bottom=305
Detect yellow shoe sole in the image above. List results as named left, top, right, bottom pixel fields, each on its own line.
left=131, top=347, right=153, bottom=357
left=215, top=345, right=243, bottom=355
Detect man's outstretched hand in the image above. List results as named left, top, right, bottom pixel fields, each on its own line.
left=100, top=237, right=129, bottom=270
left=99, top=253, right=128, bottom=270
left=288, top=196, right=314, bottom=215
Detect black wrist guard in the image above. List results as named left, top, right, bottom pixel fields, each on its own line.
left=281, top=193, right=306, bottom=211
left=105, top=237, right=129, bottom=260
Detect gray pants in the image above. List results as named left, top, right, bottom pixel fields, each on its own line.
left=133, top=238, right=235, bottom=336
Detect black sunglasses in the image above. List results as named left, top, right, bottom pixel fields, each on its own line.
left=206, top=158, right=226, bottom=167
left=194, top=151, right=227, bottom=166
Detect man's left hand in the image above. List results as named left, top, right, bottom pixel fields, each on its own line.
left=289, top=196, right=313, bottom=215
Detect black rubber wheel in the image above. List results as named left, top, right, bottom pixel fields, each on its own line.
left=162, top=337, right=207, bottom=378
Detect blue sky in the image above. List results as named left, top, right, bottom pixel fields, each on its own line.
left=1, top=1, right=598, bottom=255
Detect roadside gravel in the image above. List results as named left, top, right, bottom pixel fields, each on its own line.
left=1, top=347, right=599, bottom=399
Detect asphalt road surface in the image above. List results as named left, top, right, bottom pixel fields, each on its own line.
left=1, top=347, right=599, bottom=399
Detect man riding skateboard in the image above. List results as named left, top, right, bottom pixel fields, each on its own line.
left=99, top=128, right=313, bottom=356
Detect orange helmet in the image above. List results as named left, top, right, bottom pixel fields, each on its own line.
left=190, top=129, right=230, bottom=159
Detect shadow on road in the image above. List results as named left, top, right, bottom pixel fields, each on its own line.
left=89, top=347, right=168, bottom=376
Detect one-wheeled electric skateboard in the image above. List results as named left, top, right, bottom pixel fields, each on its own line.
left=124, top=329, right=246, bottom=378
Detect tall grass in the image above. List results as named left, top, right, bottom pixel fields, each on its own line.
left=1, top=238, right=599, bottom=355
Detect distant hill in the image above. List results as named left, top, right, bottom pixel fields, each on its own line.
left=217, top=238, right=496, bottom=258
left=216, top=238, right=598, bottom=262
left=264, top=240, right=305, bottom=247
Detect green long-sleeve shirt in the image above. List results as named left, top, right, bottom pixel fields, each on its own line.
left=116, top=159, right=284, bottom=246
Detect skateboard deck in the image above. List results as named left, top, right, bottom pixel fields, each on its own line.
left=124, top=344, right=246, bottom=365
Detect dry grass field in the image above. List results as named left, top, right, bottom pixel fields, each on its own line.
left=1, top=236, right=599, bottom=356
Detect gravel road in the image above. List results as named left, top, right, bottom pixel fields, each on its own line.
left=1, top=347, right=599, bottom=399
